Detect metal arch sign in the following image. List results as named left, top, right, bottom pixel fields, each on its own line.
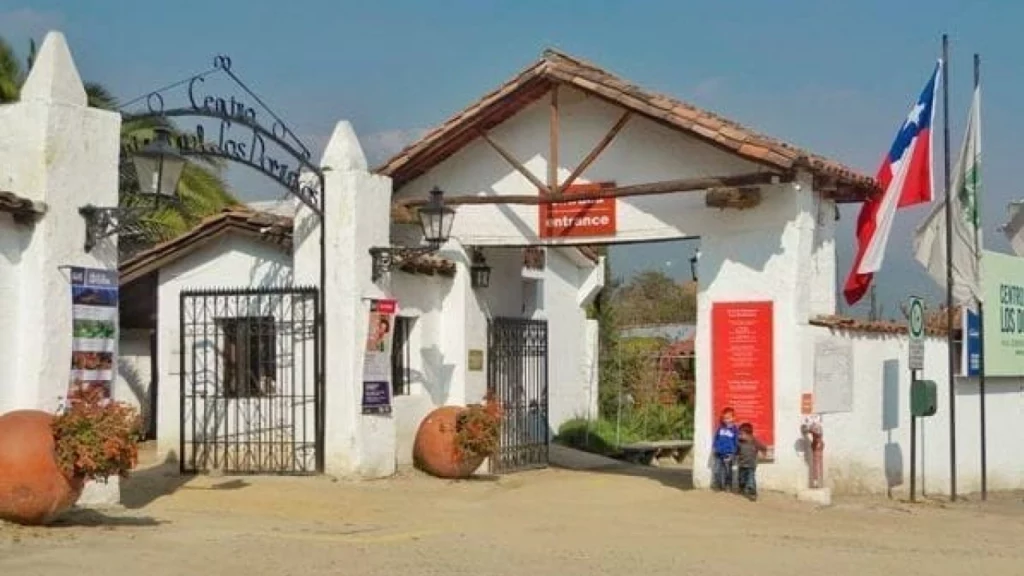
left=119, top=55, right=324, bottom=216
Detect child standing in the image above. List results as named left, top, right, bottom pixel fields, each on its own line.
left=736, top=422, right=767, bottom=501
left=711, top=408, right=738, bottom=491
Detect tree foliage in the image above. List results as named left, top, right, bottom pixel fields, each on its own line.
left=0, top=36, right=238, bottom=259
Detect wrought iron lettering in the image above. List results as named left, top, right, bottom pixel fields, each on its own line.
left=120, top=55, right=324, bottom=216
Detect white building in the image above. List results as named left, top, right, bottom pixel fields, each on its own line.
left=6, top=33, right=1022, bottom=500
left=116, top=205, right=603, bottom=473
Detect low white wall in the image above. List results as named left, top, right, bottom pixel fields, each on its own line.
left=812, top=327, right=1024, bottom=496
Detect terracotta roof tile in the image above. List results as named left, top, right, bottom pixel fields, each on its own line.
left=811, top=314, right=954, bottom=338
left=0, top=190, right=46, bottom=222
left=120, top=208, right=457, bottom=285
left=377, top=49, right=877, bottom=201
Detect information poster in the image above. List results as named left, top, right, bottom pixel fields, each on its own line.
left=362, top=299, right=397, bottom=415
left=538, top=182, right=617, bottom=239
left=982, top=250, right=1024, bottom=376
left=68, top=267, right=119, bottom=401
left=711, top=301, right=774, bottom=451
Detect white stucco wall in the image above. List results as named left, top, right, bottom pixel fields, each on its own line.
left=393, top=85, right=763, bottom=246
left=811, top=328, right=1024, bottom=496
left=0, top=215, right=35, bottom=415
left=390, top=271, right=455, bottom=467
left=114, top=329, right=153, bottom=434
left=155, top=234, right=294, bottom=462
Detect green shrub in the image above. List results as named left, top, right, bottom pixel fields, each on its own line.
left=555, top=402, right=694, bottom=457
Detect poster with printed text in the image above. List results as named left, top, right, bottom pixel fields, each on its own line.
left=68, top=267, right=119, bottom=401
left=711, top=301, right=775, bottom=455
left=362, top=299, right=397, bottom=415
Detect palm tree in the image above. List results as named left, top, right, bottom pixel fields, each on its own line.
left=0, top=37, right=238, bottom=258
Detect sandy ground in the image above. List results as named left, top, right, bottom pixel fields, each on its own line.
left=2, top=452, right=1023, bottom=576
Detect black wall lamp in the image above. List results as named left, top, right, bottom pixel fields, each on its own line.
left=370, top=186, right=455, bottom=282
left=79, top=127, right=186, bottom=251
left=470, top=248, right=491, bottom=289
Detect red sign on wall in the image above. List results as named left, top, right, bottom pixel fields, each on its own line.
left=538, top=182, right=617, bottom=238
left=711, top=301, right=775, bottom=450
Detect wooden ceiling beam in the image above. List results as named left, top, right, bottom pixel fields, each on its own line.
left=558, top=110, right=632, bottom=195
left=478, top=129, right=552, bottom=195
left=399, top=170, right=788, bottom=207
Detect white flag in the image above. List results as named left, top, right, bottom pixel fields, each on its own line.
left=913, top=86, right=983, bottom=309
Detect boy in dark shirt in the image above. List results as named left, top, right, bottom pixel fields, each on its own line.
left=711, top=408, right=738, bottom=491
left=736, top=422, right=767, bottom=501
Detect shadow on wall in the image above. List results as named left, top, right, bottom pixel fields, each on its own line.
left=881, top=358, right=904, bottom=496
left=417, top=345, right=456, bottom=407
left=247, top=247, right=293, bottom=288
left=118, top=360, right=152, bottom=433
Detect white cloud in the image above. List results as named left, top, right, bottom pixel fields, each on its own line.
left=361, top=127, right=429, bottom=166
left=691, top=76, right=726, bottom=101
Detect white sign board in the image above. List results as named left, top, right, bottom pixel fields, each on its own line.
left=908, top=296, right=925, bottom=371
left=813, top=339, right=854, bottom=413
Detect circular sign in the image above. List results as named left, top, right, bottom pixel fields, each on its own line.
left=909, top=298, right=925, bottom=339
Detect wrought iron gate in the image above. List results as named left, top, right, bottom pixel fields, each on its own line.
left=179, top=286, right=321, bottom=475
left=487, top=317, right=549, bottom=473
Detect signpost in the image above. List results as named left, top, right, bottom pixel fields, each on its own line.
left=907, top=296, right=929, bottom=502
left=908, top=296, right=925, bottom=371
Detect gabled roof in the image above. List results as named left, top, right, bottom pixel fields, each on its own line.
left=377, top=49, right=877, bottom=201
left=119, top=209, right=456, bottom=286
left=0, top=190, right=46, bottom=222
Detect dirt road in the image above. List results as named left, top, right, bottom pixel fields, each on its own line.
left=1, top=460, right=1022, bottom=575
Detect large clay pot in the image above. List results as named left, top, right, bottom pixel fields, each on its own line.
left=0, top=410, right=84, bottom=525
left=413, top=406, right=486, bottom=479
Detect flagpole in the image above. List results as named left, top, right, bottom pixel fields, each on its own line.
left=973, top=52, right=987, bottom=501
left=941, top=33, right=958, bottom=502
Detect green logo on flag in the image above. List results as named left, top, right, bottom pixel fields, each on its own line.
left=959, top=164, right=980, bottom=226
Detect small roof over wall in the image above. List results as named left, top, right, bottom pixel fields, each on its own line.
left=119, top=208, right=456, bottom=286
left=377, top=49, right=877, bottom=202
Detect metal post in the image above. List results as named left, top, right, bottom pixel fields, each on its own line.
left=316, top=182, right=327, bottom=474
left=910, top=368, right=917, bottom=502
left=973, top=53, right=987, bottom=502
left=941, top=33, right=957, bottom=502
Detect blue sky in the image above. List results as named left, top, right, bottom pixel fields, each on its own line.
left=1, top=1, right=1018, bottom=316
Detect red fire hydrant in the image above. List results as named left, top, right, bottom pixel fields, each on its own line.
left=801, top=419, right=824, bottom=489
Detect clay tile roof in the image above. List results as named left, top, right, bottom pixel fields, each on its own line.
left=0, top=190, right=47, bottom=222
left=120, top=208, right=457, bottom=286
left=376, top=49, right=877, bottom=202
left=811, top=313, right=956, bottom=339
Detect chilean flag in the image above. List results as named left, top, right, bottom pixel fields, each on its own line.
left=844, top=61, right=942, bottom=306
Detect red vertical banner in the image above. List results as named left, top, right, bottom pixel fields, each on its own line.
left=711, top=301, right=774, bottom=450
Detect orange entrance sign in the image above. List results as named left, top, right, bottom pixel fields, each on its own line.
left=538, top=182, right=617, bottom=238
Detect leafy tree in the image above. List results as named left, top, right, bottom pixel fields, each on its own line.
left=0, top=37, right=237, bottom=258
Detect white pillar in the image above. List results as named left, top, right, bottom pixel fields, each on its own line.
left=692, top=174, right=827, bottom=494
left=0, top=31, right=121, bottom=504
left=293, top=121, right=397, bottom=478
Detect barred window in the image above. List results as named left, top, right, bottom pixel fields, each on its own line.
left=391, top=316, right=413, bottom=396
left=217, top=316, right=276, bottom=398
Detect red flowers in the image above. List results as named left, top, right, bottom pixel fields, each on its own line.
left=51, top=387, right=143, bottom=481
left=454, top=394, right=503, bottom=461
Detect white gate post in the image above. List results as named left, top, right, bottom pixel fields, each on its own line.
left=293, top=121, right=397, bottom=478
left=0, top=31, right=121, bottom=504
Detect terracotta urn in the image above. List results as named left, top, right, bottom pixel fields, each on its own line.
left=0, top=410, right=84, bottom=525
left=413, top=406, right=485, bottom=479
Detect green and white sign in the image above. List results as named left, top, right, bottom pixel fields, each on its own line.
left=983, top=250, right=1024, bottom=377
left=908, top=296, right=925, bottom=370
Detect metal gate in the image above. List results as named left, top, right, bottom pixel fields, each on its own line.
left=179, top=286, right=321, bottom=475
left=487, top=317, right=549, bottom=473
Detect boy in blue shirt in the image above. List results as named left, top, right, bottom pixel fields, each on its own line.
left=711, top=407, right=738, bottom=491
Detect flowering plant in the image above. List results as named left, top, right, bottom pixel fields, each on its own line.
left=51, top=387, right=144, bottom=482
left=454, top=395, right=503, bottom=461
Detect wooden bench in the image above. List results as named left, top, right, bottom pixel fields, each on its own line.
left=618, top=440, right=694, bottom=466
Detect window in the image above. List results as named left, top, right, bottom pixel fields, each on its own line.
left=218, top=316, right=276, bottom=398
left=391, top=316, right=413, bottom=396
